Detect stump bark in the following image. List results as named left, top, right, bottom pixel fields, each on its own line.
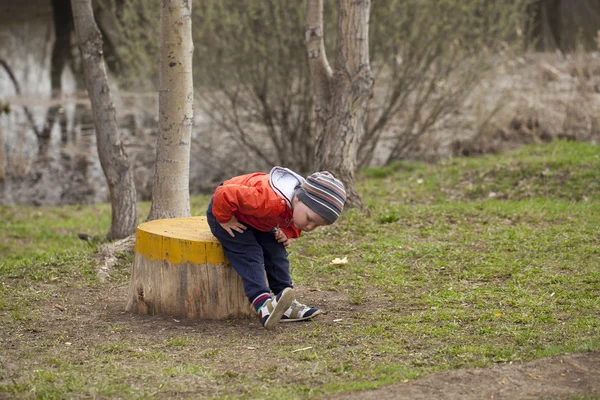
left=125, top=216, right=254, bottom=319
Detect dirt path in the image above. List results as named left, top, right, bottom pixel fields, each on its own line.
left=327, top=351, right=600, bottom=400
left=2, top=278, right=599, bottom=399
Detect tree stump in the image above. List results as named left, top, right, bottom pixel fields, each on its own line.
left=125, top=216, right=254, bottom=319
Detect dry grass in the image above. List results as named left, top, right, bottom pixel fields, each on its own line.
left=417, top=51, right=600, bottom=160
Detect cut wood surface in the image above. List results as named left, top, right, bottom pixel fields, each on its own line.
left=125, top=216, right=254, bottom=319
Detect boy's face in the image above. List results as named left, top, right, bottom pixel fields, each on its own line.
left=292, top=199, right=329, bottom=232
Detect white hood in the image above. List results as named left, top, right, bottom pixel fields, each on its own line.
left=269, top=167, right=305, bottom=208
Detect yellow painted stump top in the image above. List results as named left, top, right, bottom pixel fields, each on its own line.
left=135, top=216, right=226, bottom=265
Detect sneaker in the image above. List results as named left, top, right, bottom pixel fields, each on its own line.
left=280, top=300, right=323, bottom=322
left=258, top=288, right=295, bottom=329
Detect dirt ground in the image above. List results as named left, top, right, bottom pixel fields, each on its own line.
left=327, top=352, right=600, bottom=400
left=2, top=275, right=599, bottom=399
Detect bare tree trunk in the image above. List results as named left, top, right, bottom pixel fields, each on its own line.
left=71, top=0, right=137, bottom=240
left=147, top=0, right=194, bottom=221
left=306, top=0, right=373, bottom=210
left=527, top=0, right=562, bottom=52
left=93, top=0, right=127, bottom=75
left=542, top=0, right=562, bottom=51
left=39, top=0, right=73, bottom=155
left=0, top=60, right=41, bottom=139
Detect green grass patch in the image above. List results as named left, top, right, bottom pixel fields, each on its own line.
left=0, top=140, right=599, bottom=398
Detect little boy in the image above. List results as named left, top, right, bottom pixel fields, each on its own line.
left=205, top=167, right=346, bottom=329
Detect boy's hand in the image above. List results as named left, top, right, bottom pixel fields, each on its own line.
left=275, top=228, right=291, bottom=248
left=220, top=216, right=247, bottom=237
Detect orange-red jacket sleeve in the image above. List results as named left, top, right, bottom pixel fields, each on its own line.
left=280, top=225, right=302, bottom=240
left=212, top=184, right=280, bottom=224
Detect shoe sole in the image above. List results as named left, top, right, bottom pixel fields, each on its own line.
left=279, top=309, right=323, bottom=323
left=264, top=288, right=294, bottom=329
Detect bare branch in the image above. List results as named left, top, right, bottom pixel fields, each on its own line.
left=0, top=59, right=42, bottom=138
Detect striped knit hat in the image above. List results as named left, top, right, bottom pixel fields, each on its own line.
left=295, top=171, right=346, bottom=224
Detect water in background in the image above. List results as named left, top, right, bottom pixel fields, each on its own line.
left=0, top=7, right=254, bottom=206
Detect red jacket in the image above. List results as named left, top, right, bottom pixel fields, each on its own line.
left=211, top=171, right=303, bottom=239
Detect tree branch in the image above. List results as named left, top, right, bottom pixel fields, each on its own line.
left=0, top=59, right=42, bottom=138
left=306, top=0, right=333, bottom=111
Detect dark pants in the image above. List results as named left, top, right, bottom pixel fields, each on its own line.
left=206, top=199, right=293, bottom=303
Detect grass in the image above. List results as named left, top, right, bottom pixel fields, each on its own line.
left=0, top=196, right=211, bottom=262
left=0, top=140, right=599, bottom=398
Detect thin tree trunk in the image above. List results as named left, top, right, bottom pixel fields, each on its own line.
left=40, top=0, right=73, bottom=155
left=546, top=0, right=562, bottom=51
left=69, top=52, right=88, bottom=144
left=0, top=60, right=42, bottom=142
left=71, top=0, right=137, bottom=240
left=147, top=0, right=194, bottom=221
left=527, top=0, right=563, bottom=52
left=306, top=0, right=373, bottom=210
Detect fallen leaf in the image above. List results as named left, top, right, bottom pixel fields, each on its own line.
left=330, top=257, right=348, bottom=265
